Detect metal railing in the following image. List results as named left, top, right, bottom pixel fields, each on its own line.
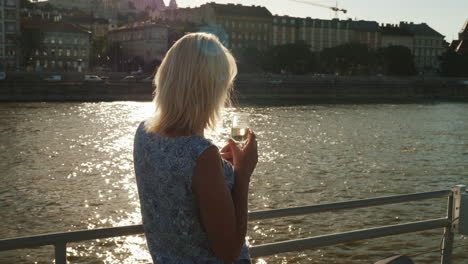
left=0, top=185, right=466, bottom=264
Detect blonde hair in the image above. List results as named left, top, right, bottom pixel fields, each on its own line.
left=145, top=32, right=237, bottom=135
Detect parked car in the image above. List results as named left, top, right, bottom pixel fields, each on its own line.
left=142, top=75, right=154, bottom=83
left=44, top=75, right=62, bottom=81
left=84, top=75, right=103, bottom=82
left=121, top=75, right=137, bottom=82
left=0, top=72, right=6, bottom=81
left=99, top=76, right=109, bottom=81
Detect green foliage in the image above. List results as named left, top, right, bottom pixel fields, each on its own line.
left=238, top=42, right=419, bottom=76
left=19, top=26, right=44, bottom=67
left=90, top=35, right=110, bottom=67
left=438, top=49, right=468, bottom=77
left=20, top=0, right=34, bottom=9
left=261, top=41, right=314, bottom=74
left=320, top=43, right=378, bottom=75
left=379, top=45, right=416, bottom=76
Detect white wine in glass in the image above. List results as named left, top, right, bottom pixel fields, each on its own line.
left=231, top=127, right=249, bottom=142
left=231, top=113, right=249, bottom=143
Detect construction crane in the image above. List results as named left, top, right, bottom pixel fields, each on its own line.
left=291, top=0, right=347, bottom=19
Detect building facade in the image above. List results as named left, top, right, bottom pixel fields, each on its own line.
left=209, top=3, right=272, bottom=50
left=47, top=0, right=93, bottom=12
left=349, top=20, right=381, bottom=49
left=273, top=16, right=352, bottom=52
left=400, top=22, right=445, bottom=71
left=109, top=21, right=168, bottom=71
left=1, top=0, right=20, bottom=70
left=23, top=20, right=91, bottom=72
left=100, top=0, right=167, bottom=18
left=153, top=3, right=272, bottom=51
left=381, top=24, right=413, bottom=51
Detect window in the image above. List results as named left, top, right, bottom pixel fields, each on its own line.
left=51, top=38, right=55, bottom=44
left=66, top=49, right=70, bottom=56
left=51, top=49, right=55, bottom=56
left=51, top=60, right=56, bottom=68
left=44, top=60, right=48, bottom=68
left=58, top=38, right=63, bottom=44
left=5, top=22, right=15, bottom=32
left=81, top=49, right=86, bottom=56
left=73, top=61, right=77, bottom=68
left=6, top=0, right=16, bottom=7
left=35, top=49, right=39, bottom=56
left=74, top=49, right=77, bottom=56
left=58, top=49, right=63, bottom=56
left=58, top=61, right=63, bottom=68
left=74, top=38, right=78, bottom=44
left=66, top=61, right=71, bottom=68
left=43, top=49, right=47, bottom=56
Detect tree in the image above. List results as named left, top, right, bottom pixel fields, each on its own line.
left=20, top=0, right=34, bottom=9
left=262, top=41, right=314, bottom=74
left=19, top=25, right=44, bottom=67
left=90, top=35, right=110, bottom=68
left=439, top=49, right=468, bottom=77
left=239, top=47, right=263, bottom=73
left=320, top=43, right=377, bottom=75
left=379, top=45, right=416, bottom=76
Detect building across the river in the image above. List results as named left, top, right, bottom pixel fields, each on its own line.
left=381, top=24, right=414, bottom=51
left=22, top=19, right=91, bottom=72
left=1, top=0, right=21, bottom=71
left=273, top=16, right=352, bottom=51
left=450, top=19, right=468, bottom=54
left=108, top=20, right=168, bottom=71
left=153, top=2, right=272, bottom=51
left=399, top=22, right=445, bottom=71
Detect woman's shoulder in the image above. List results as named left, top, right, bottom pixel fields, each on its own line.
left=135, top=121, right=215, bottom=156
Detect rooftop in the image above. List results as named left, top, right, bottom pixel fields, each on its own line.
left=380, top=24, right=413, bottom=36
left=459, top=19, right=468, bottom=40
left=399, top=22, right=444, bottom=37
left=204, top=2, right=272, bottom=18
left=111, top=20, right=168, bottom=32
left=22, top=18, right=91, bottom=34
left=349, top=20, right=380, bottom=31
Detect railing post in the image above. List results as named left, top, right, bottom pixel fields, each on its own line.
left=441, top=185, right=466, bottom=264
left=54, top=242, right=67, bottom=264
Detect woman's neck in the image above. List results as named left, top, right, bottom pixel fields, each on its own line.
left=159, top=129, right=204, bottom=138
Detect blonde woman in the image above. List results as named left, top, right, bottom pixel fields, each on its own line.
left=133, top=32, right=258, bottom=264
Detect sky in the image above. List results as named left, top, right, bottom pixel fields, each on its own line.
left=169, top=0, right=468, bottom=42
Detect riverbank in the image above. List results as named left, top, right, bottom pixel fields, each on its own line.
left=1, top=76, right=467, bottom=102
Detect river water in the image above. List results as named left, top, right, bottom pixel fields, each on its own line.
left=1, top=102, right=468, bottom=264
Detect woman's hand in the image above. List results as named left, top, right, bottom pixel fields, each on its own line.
left=220, top=142, right=236, bottom=164
left=226, top=130, right=258, bottom=180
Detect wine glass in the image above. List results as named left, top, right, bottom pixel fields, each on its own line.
left=231, top=112, right=250, bottom=144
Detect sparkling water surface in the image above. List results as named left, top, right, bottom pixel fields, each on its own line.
left=1, top=102, right=468, bottom=264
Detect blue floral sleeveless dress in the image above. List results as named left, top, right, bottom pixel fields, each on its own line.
left=133, top=122, right=251, bottom=264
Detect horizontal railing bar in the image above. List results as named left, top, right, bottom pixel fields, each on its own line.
left=249, top=190, right=451, bottom=220
left=0, top=225, right=144, bottom=251
left=0, top=190, right=451, bottom=252
left=250, top=218, right=449, bottom=258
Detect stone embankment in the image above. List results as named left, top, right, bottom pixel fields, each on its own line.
left=1, top=75, right=467, bottom=103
